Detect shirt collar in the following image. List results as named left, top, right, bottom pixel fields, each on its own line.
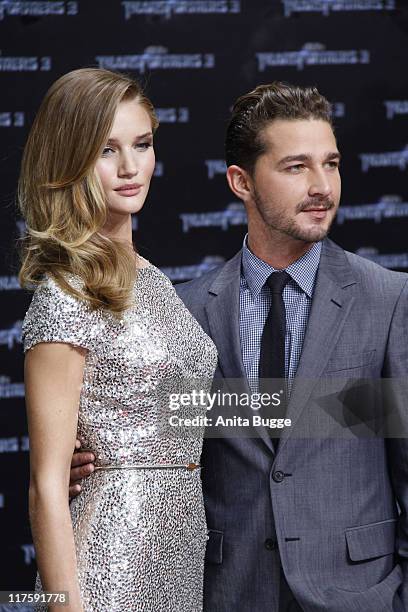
left=241, top=234, right=322, bottom=299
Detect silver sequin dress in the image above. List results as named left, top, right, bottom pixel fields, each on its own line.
left=22, top=265, right=218, bottom=612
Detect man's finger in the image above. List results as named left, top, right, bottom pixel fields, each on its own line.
left=70, top=464, right=94, bottom=482
left=71, top=452, right=95, bottom=468
left=69, top=483, right=82, bottom=498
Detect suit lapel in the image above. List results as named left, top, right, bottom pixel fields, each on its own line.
left=278, top=239, right=357, bottom=451
left=205, top=251, right=247, bottom=383
left=205, top=250, right=276, bottom=452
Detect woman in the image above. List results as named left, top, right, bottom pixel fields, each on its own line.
left=20, top=68, right=217, bottom=611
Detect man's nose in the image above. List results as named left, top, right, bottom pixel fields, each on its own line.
left=308, top=169, right=332, bottom=198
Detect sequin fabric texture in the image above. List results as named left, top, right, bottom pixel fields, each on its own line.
left=22, top=265, right=218, bottom=612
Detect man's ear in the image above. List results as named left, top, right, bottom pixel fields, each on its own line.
left=226, top=165, right=252, bottom=202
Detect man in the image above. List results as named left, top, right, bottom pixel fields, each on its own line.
left=70, top=82, right=408, bottom=611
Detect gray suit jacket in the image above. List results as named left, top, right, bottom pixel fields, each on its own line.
left=176, top=238, right=408, bottom=612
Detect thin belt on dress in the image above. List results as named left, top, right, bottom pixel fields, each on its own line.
left=93, top=462, right=201, bottom=472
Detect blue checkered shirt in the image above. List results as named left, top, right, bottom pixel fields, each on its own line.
left=239, top=236, right=322, bottom=391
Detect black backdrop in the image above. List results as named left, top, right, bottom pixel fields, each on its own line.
left=1, top=0, right=408, bottom=592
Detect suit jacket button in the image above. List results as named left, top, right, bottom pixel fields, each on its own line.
left=272, top=470, right=285, bottom=483
left=265, top=538, right=277, bottom=551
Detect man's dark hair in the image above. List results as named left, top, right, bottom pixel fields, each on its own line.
left=225, top=81, right=333, bottom=174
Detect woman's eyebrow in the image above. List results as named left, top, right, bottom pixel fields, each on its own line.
left=106, top=132, right=153, bottom=145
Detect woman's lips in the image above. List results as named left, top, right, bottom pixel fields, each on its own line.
left=114, top=185, right=142, bottom=197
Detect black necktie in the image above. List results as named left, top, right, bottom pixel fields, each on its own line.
left=258, top=271, right=290, bottom=445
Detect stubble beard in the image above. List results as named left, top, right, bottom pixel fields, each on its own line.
left=253, top=188, right=338, bottom=244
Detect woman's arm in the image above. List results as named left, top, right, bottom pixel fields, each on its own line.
left=25, top=341, right=87, bottom=612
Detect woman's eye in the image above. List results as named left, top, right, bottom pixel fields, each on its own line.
left=101, top=143, right=152, bottom=156
left=135, top=142, right=153, bottom=150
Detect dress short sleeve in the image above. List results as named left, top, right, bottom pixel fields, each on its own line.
left=22, top=275, right=101, bottom=353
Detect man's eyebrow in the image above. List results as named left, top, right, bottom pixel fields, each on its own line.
left=277, top=151, right=341, bottom=165
left=326, top=151, right=341, bottom=161
left=277, top=154, right=311, bottom=166
left=106, top=132, right=153, bottom=144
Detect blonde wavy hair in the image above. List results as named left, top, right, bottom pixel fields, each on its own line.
left=18, top=67, right=158, bottom=314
